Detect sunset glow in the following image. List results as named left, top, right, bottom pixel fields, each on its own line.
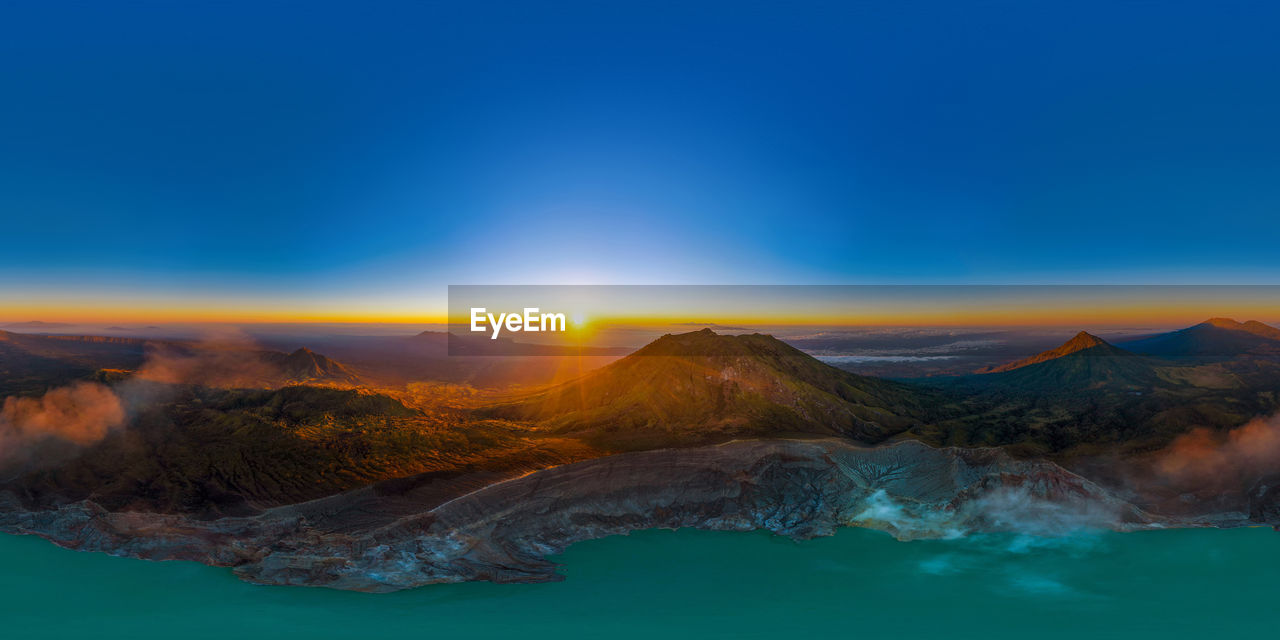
left=9, top=293, right=1280, bottom=329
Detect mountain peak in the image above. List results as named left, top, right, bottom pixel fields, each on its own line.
left=632, top=329, right=776, bottom=358
left=1064, top=331, right=1106, bottom=349
left=1241, top=320, right=1280, bottom=340
left=1203, top=317, right=1242, bottom=328
left=1197, top=318, right=1280, bottom=340
left=266, top=347, right=360, bottom=384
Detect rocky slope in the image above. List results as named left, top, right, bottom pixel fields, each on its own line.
left=0, top=437, right=1215, bottom=592
left=262, top=347, right=362, bottom=385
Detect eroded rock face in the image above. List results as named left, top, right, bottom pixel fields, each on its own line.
left=1249, top=474, right=1280, bottom=523
left=0, top=439, right=1184, bottom=592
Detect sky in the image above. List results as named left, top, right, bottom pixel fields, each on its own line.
left=2, top=1, right=1280, bottom=322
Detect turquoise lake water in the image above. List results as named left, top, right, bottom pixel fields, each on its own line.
left=3, top=526, right=1276, bottom=639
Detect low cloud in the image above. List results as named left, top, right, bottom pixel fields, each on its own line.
left=0, top=382, right=125, bottom=468
left=133, top=328, right=279, bottom=388
left=136, top=342, right=276, bottom=388
left=1154, top=412, right=1280, bottom=490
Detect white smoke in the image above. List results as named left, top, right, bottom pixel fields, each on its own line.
left=962, top=486, right=1121, bottom=539
left=850, top=485, right=1120, bottom=542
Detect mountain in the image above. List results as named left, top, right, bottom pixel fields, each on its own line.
left=1212, top=317, right=1280, bottom=340
left=978, top=331, right=1117, bottom=373
left=1120, top=318, right=1280, bottom=358
left=974, top=332, right=1157, bottom=390
left=1244, top=323, right=1280, bottom=341
left=262, top=347, right=362, bottom=385
left=903, top=326, right=1280, bottom=454
left=492, top=329, right=932, bottom=448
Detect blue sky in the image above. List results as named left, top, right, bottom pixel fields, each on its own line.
left=2, top=1, right=1279, bottom=318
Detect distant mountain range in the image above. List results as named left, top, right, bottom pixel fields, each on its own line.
left=1118, top=317, right=1280, bottom=357
left=0, top=330, right=362, bottom=393
left=974, top=318, right=1280, bottom=380
left=1, top=321, right=74, bottom=330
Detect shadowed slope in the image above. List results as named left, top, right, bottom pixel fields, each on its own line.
left=1120, top=318, right=1280, bottom=358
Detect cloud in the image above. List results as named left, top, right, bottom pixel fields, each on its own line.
left=0, top=382, right=125, bottom=469
left=1154, top=412, right=1280, bottom=489
left=133, top=329, right=278, bottom=388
